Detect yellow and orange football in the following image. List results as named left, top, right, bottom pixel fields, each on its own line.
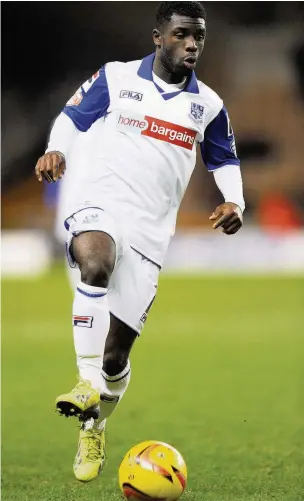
left=119, top=440, right=187, bottom=501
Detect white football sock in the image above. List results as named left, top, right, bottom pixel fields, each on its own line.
left=97, top=360, right=131, bottom=430
left=73, top=281, right=110, bottom=392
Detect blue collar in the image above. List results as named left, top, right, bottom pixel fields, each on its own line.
left=137, top=53, right=199, bottom=99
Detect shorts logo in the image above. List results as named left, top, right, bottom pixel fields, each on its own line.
left=117, top=114, right=197, bottom=150
left=140, top=312, right=147, bottom=324
left=140, top=294, right=156, bottom=324
left=73, top=316, right=93, bottom=328
left=190, top=102, right=204, bottom=123
left=120, top=90, right=143, bottom=101
left=82, top=213, right=99, bottom=225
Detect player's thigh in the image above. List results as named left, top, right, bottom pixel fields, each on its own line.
left=72, top=231, right=116, bottom=272
left=65, top=207, right=123, bottom=271
left=107, top=248, right=159, bottom=335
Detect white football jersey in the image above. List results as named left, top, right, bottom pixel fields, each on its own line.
left=63, top=53, right=240, bottom=266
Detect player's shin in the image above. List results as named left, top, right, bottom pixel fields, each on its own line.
left=73, top=282, right=110, bottom=392
left=97, top=360, right=131, bottom=429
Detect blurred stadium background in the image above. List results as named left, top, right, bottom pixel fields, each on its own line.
left=2, top=3, right=304, bottom=501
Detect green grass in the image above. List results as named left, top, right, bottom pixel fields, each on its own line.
left=2, top=265, right=304, bottom=501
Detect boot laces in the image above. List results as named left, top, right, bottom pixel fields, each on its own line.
left=73, top=378, right=91, bottom=394
left=81, top=429, right=102, bottom=462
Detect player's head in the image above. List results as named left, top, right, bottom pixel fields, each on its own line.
left=153, top=1, right=206, bottom=76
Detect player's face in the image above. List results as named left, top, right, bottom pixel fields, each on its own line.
left=154, top=14, right=206, bottom=75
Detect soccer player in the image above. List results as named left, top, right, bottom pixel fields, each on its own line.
left=35, top=1, right=245, bottom=482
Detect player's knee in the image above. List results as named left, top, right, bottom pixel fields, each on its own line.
left=80, top=258, right=113, bottom=288
left=103, top=349, right=129, bottom=376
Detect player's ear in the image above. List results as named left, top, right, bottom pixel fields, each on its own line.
left=153, top=29, right=162, bottom=48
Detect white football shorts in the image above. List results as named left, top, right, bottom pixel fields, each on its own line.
left=65, top=207, right=159, bottom=334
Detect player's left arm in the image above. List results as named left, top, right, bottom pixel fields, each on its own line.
left=200, top=105, right=244, bottom=235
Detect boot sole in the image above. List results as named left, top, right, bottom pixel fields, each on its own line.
left=56, top=401, right=99, bottom=420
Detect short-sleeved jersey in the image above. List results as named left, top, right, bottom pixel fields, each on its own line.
left=63, top=53, right=240, bottom=265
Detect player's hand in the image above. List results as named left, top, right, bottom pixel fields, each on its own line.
left=209, top=202, right=243, bottom=235
left=35, top=151, right=66, bottom=183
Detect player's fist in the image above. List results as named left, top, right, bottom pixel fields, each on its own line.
left=35, top=151, right=66, bottom=183
left=209, top=202, right=243, bottom=235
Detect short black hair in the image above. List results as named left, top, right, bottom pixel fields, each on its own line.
left=156, top=1, right=206, bottom=30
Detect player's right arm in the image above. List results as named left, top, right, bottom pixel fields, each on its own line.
left=200, top=104, right=245, bottom=234
left=35, top=67, right=110, bottom=183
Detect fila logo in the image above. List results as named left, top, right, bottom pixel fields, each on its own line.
left=73, top=316, right=93, bottom=328
left=120, top=90, right=143, bottom=101
left=117, top=114, right=197, bottom=150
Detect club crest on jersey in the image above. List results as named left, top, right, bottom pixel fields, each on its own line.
left=120, top=90, right=143, bottom=101
left=190, top=102, right=204, bottom=123
left=73, top=316, right=93, bottom=328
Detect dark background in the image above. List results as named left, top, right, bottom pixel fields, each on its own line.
left=2, top=1, right=304, bottom=230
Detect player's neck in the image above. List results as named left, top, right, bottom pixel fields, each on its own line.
left=153, top=57, right=188, bottom=85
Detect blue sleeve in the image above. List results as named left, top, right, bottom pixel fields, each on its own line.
left=200, top=105, right=240, bottom=171
left=63, top=66, right=110, bottom=132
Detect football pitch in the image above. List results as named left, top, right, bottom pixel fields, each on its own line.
left=2, top=265, right=304, bottom=501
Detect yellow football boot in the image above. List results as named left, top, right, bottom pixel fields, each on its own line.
left=55, top=379, right=100, bottom=420
left=73, top=419, right=106, bottom=482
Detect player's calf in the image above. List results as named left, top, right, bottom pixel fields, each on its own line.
left=103, top=314, right=137, bottom=375
left=93, top=316, right=136, bottom=430
left=102, top=351, right=129, bottom=377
